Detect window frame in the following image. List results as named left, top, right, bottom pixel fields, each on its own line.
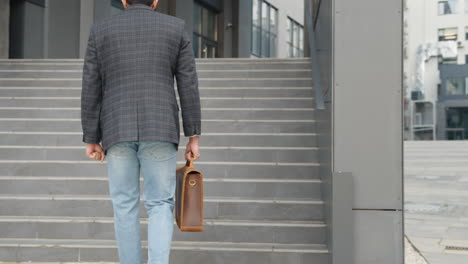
left=286, top=16, right=304, bottom=58
left=251, top=0, right=278, bottom=58
left=438, top=27, right=458, bottom=41
left=437, top=0, right=458, bottom=15
left=193, top=1, right=219, bottom=58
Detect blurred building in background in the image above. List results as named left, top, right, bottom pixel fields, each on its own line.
left=0, top=0, right=304, bottom=59
left=0, top=0, right=406, bottom=263
left=404, top=0, right=468, bottom=140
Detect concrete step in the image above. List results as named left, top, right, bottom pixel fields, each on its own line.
left=0, top=162, right=320, bottom=180
left=0, top=119, right=316, bottom=133
left=0, top=216, right=326, bottom=244
left=0, top=69, right=312, bottom=79
left=194, top=58, right=312, bottom=63
left=0, top=86, right=315, bottom=97
left=0, top=195, right=324, bottom=221
left=0, top=78, right=313, bottom=87
left=0, top=107, right=316, bottom=120
left=0, top=58, right=310, bottom=63
left=0, top=238, right=328, bottom=264
left=0, top=146, right=319, bottom=163
left=0, top=177, right=322, bottom=200
left=0, top=133, right=319, bottom=148
left=0, top=97, right=314, bottom=108
left=0, top=57, right=311, bottom=70
left=0, top=61, right=312, bottom=70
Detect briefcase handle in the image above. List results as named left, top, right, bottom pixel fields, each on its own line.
left=185, top=153, right=195, bottom=167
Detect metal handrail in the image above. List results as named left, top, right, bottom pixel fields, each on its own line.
left=305, top=0, right=325, bottom=110
left=313, top=0, right=322, bottom=29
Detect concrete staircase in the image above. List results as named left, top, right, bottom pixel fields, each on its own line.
left=0, top=58, right=327, bottom=263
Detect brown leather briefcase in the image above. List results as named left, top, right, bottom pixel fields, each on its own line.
left=175, top=156, right=204, bottom=232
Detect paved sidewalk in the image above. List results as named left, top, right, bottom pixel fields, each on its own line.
left=405, top=141, right=468, bottom=264
left=405, top=235, right=429, bottom=264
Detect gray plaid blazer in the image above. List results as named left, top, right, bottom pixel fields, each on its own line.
left=81, top=3, right=201, bottom=155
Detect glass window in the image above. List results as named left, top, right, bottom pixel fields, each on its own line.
left=445, top=77, right=466, bottom=95
left=438, top=0, right=457, bottom=15
left=252, top=0, right=261, bottom=55
left=447, top=108, right=462, bottom=128
left=438, top=27, right=458, bottom=41
left=446, top=108, right=468, bottom=140
left=270, top=4, right=277, bottom=57
left=193, top=2, right=218, bottom=58
left=286, top=17, right=304, bottom=57
left=447, top=130, right=465, bottom=139
left=299, top=27, right=304, bottom=57
left=438, top=56, right=457, bottom=64
left=260, top=2, right=269, bottom=57
left=287, top=19, right=293, bottom=57
left=251, top=0, right=278, bottom=57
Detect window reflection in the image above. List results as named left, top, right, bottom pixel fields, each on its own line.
left=251, top=0, right=277, bottom=57
left=286, top=16, right=304, bottom=57
left=438, top=0, right=457, bottom=15
left=446, top=108, right=468, bottom=140
left=438, top=27, right=458, bottom=41
left=445, top=77, right=466, bottom=95
left=193, top=2, right=218, bottom=58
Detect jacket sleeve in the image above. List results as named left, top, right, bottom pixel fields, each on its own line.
left=174, top=21, right=202, bottom=137
left=81, top=24, right=103, bottom=144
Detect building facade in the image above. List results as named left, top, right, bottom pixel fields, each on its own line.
left=437, top=64, right=468, bottom=139
left=404, top=0, right=468, bottom=140
left=1, top=0, right=304, bottom=60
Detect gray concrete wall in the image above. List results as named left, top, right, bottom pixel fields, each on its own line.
left=174, top=0, right=194, bottom=35
left=0, top=0, right=9, bottom=58
left=307, top=0, right=334, bottom=262
left=24, top=2, right=45, bottom=58
left=220, top=0, right=233, bottom=58
left=94, top=0, right=112, bottom=22
left=312, top=0, right=404, bottom=262
left=79, top=0, right=95, bottom=58
left=10, top=1, right=46, bottom=58
left=236, top=0, right=252, bottom=58
left=156, top=0, right=171, bottom=15
left=47, top=0, right=81, bottom=58
left=332, top=0, right=404, bottom=263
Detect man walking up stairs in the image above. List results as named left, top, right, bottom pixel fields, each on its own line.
left=0, top=54, right=328, bottom=263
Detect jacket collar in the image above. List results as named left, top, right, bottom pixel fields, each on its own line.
left=125, top=3, right=153, bottom=11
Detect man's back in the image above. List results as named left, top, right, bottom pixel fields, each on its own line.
left=81, top=3, right=202, bottom=155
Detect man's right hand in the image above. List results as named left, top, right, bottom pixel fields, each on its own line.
left=185, top=136, right=200, bottom=161
left=85, top=143, right=106, bottom=162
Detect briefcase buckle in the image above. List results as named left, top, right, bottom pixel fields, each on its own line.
left=189, top=179, right=197, bottom=187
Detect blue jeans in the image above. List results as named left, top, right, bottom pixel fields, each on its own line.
left=105, top=141, right=178, bottom=264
